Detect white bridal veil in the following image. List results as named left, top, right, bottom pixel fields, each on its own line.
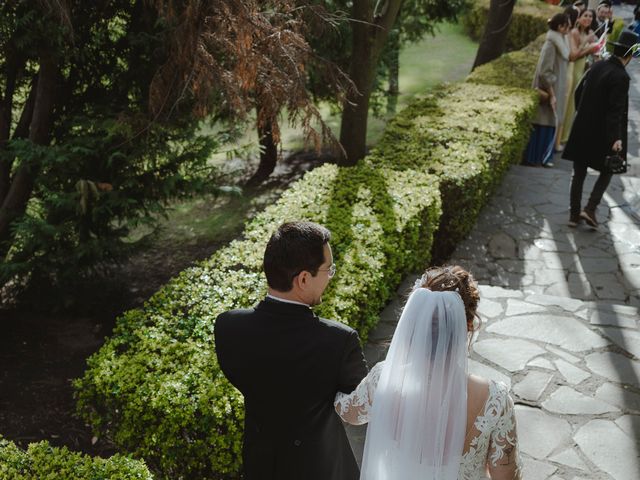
left=360, top=288, right=468, bottom=480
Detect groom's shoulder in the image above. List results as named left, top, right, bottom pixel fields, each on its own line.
left=317, top=316, right=357, bottom=336
left=217, top=307, right=255, bottom=318
left=215, top=307, right=256, bottom=328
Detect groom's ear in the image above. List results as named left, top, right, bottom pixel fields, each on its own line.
left=295, top=270, right=311, bottom=290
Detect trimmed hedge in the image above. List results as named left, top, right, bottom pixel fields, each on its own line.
left=0, top=437, right=153, bottom=479
left=367, top=82, right=536, bottom=260
left=467, top=33, right=546, bottom=89
left=72, top=17, right=540, bottom=480
left=75, top=163, right=442, bottom=478
left=464, top=0, right=560, bottom=52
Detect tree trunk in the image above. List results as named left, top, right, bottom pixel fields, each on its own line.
left=246, top=120, right=278, bottom=187
left=386, top=31, right=400, bottom=115
left=338, top=0, right=404, bottom=166
left=0, top=53, right=56, bottom=253
left=471, top=0, right=516, bottom=71
left=0, top=49, right=24, bottom=204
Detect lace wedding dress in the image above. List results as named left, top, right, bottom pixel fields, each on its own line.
left=335, top=362, right=522, bottom=480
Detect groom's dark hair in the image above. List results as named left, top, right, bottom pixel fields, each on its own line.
left=264, top=221, right=331, bottom=291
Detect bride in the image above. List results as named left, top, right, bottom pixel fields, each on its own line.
left=335, top=266, right=521, bottom=480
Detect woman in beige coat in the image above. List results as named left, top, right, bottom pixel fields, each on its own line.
left=524, top=13, right=571, bottom=166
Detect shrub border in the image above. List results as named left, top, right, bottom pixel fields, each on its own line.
left=0, top=437, right=153, bottom=479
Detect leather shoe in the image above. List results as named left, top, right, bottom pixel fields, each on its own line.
left=580, top=210, right=598, bottom=230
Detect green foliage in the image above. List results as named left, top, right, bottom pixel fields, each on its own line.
left=466, top=33, right=546, bottom=89
left=463, top=0, right=560, bottom=52
left=0, top=437, right=153, bottom=479
left=306, top=0, right=468, bottom=108
left=367, top=81, right=536, bottom=259
left=0, top=1, right=225, bottom=293
left=3, top=121, right=219, bottom=289
left=74, top=10, right=544, bottom=479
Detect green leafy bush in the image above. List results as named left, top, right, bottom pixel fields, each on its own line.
left=463, top=0, right=560, bottom=52
left=466, top=33, right=546, bottom=89
left=367, top=82, right=536, bottom=259
left=0, top=437, right=152, bottom=479
left=74, top=15, right=542, bottom=480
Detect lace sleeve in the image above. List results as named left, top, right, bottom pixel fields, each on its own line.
left=487, top=385, right=522, bottom=480
left=334, top=361, right=384, bottom=425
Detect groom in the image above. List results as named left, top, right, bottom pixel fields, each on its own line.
left=215, top=221, right=368, bottom=480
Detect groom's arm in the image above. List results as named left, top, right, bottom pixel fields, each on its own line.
left=336, top=330, right=368, bottom=393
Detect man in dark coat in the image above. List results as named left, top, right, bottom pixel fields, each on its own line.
left=563, top=30, right=638, bottom=229
left=215, top=221, right=368, bottom=480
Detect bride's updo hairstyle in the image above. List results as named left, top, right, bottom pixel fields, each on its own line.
left=417, top=265, right=480, bottom=333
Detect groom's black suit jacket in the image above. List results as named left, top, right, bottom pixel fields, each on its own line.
left=214, top=297, right=368, bottom=480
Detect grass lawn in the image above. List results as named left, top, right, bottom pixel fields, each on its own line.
left=364, top=21, right=478, bottom=145
left=145, top=21, right=478, bottom=249
left=218, top=21, right=478, bottom=157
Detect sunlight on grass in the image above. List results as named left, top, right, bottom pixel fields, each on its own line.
left=151, top=21, right=477, bottom=247
left=227, top=21, right=478, bottom=154
left=365, top=22, right=477, bottom=145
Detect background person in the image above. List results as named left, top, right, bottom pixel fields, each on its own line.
left=563, top=30, right=638, bottom=229
left=627, top=5, right=640, bottom=36
left=573, top=0, right=587, bottom=13
left=595, top=0, right=614, bottom=34
left=555, top=6, right=581, bottom=152
left=561, top=9, right=600, bottom=145
left=524, top=13, right=571, bottom=167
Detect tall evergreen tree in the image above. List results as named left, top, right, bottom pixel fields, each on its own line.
left=0, top=0, right=331, bottom=290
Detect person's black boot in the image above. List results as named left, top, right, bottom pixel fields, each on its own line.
left=568, top=213, right=581, bottom=227
left=580, top=209, right=599, bottom=230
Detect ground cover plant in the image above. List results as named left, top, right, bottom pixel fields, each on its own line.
left=0, top=437, right=153, bottom=480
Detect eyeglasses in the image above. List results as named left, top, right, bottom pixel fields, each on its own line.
left=291, top=263, right=336, bottom=279
left=318, top=263, right=336, bottom=278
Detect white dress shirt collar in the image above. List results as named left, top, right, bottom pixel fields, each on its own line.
left=266, top=293, right=310, bottom=307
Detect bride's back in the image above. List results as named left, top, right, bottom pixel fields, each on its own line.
left=462, top=374, right=521, bottom=480
left=465, top=374, right=491, bottom=453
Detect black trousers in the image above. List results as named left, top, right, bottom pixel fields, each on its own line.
left=569, top=162, right=612, bottom=215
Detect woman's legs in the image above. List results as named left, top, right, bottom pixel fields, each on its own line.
left=525, top=125, right=556, bottom=166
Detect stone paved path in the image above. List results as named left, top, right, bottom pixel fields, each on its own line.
left=346, top=7, right=640, bottom=479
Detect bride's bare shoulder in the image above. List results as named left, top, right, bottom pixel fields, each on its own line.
left=467, top=375, right=490, bottom=405
left=467, top=374, right=490, bottom=389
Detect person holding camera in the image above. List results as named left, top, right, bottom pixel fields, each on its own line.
left=563, top=30, right=638, bottom=229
